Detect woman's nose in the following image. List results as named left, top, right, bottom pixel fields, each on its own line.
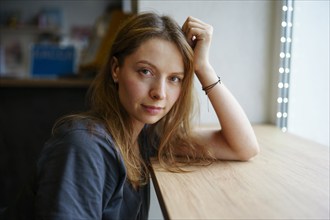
left=150, top=79, right=166, bottom=100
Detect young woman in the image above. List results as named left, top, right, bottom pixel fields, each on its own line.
left=4, top=12, right=259, bottom=219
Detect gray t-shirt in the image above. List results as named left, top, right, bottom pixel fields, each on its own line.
left=4, top=118, right=153, bottom=220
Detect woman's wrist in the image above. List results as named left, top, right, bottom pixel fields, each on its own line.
left=202, top=75, right=221, bottom=95
left=195, top=63, right=219, bottom=87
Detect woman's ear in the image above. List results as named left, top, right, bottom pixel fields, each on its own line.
left=111, top=57, right=119, bottom=83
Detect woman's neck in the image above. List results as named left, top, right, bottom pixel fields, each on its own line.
left=131, top=122, right=145, bottom=149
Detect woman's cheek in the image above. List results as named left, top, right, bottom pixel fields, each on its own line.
left=124, top=79, right=147, bottom=100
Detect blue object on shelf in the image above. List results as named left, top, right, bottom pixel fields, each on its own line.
left=31, top=44, right=75, bottom=78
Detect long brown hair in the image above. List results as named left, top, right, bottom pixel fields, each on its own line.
left=60, top=13, right=211, bottom=188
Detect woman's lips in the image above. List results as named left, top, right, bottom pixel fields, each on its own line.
left=141, top=104, right=164, bottom=115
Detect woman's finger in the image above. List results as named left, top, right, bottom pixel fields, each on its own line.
left=185, top=27, right=203, bottom=46
left=183, top=16, right=208, bottom=29
left=182, top=17, right=213, bottom=46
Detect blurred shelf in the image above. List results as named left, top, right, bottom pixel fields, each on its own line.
left=0, top=25, right=59, bottom=34
left=0, top=78, right=92, bottom=88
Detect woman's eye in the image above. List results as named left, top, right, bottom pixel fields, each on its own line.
left=139, top=69, right=152, bottom=76
left=170, top=76, right=182, bottom=83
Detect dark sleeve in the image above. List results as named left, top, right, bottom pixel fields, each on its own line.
left=35, top=129, right=123, bottom=220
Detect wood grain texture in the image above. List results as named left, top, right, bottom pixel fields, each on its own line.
left=150, top=125, right=329, bottom=219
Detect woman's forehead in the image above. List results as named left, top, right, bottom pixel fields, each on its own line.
left=125, top=38, right=185, bottom=73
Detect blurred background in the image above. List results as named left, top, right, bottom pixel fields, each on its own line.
left=0, top=0, right=329, bottom=219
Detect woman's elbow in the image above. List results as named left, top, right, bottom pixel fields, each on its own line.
left=237, top=142, right=260, bottom=161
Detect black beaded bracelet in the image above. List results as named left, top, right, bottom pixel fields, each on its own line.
left=202, top=76, right=221, bottom=95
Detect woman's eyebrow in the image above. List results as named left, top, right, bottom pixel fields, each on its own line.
left=136, top=60, right=184, bottom=76
left=136, top=60, right=157, bottom=69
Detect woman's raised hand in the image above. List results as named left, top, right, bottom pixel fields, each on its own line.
left=182, top=16, right=213, bottom=75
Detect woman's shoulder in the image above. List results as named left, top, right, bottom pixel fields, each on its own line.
left=44, top=116, right=119, bottom=160
left=53, top=116, right=107, bottom=137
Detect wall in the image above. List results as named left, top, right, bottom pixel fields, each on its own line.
left=138, top=0, right=280, bottom=125
left=288, top=1, right=329, bottom=146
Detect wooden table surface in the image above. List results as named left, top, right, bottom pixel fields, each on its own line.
left=150, top=124, right=329, bottom=220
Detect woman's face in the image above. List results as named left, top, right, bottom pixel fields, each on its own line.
left=112, top=38, right=185, bottom=130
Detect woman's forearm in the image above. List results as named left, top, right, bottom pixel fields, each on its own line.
left=196, top=65, right=260, bottom=160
